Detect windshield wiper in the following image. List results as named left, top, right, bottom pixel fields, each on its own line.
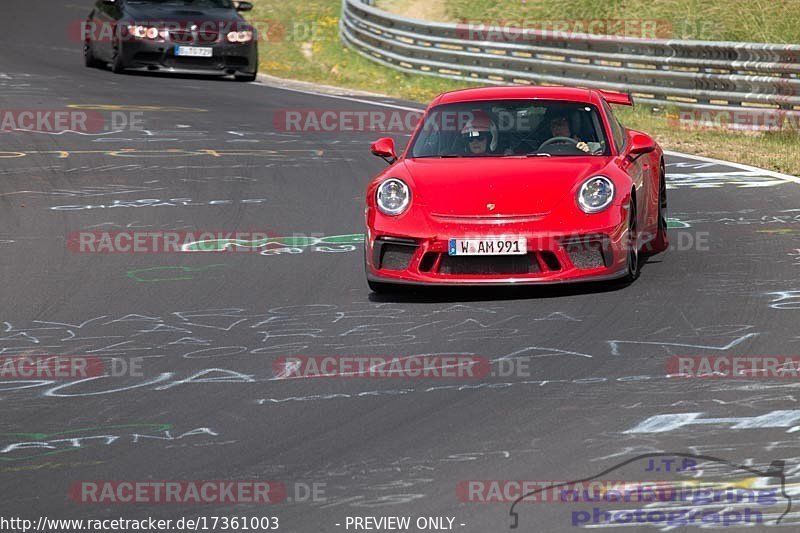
left=525, top=152, right=552, bottom=157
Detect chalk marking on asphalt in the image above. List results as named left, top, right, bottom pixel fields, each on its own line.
left=1, top=129, right=125, bottom=136
left=607, top=332, right=759, bottom=356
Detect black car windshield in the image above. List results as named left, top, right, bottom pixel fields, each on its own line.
left=408, top=100, right=610, bottom=158
left=127, top=0, right=233, bottom=7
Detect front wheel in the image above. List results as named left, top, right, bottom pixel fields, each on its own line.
left=622, top=199, right=640, bottom=283
left=110, top=44, right=125, bottom=73
left=646, top=166, right=669, bottom=254
left=84, top=40, right=103, bottom=68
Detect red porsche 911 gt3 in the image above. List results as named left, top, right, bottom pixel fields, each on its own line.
left=365, top=86, right=668, bottom=292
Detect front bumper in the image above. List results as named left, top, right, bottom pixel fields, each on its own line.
left=365, top=208, right=631, bottom=286
left=118, top=39, right=257, bottom=76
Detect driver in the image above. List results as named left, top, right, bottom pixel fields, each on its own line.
left=460, top=112, right=498, bottom=155
left=548, top=115, right=591, bottom=153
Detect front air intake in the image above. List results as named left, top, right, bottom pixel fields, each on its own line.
left=375, top=237, right=418, bottom=271
left=563, top=237, right=610, bottom=269
left=439, top=254, right=540, bottom=275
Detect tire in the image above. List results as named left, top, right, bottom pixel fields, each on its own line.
left=84, top=40, right=103, bottom=68
left=646, top=165, right=669, bottom=254
left=367, top=280, right=403, bottom=294
left=622, top=198, right=640, bottom=283
left=235, top=71, right=257, bottom=82
left=110, top=43, right=125, bottom=74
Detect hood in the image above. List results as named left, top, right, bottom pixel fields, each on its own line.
left=401, top=157, right=614, bottom=216
left=124, top=4, right=243, bottom=24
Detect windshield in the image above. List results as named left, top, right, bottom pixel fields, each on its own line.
left=408, top=100, right=610, bottom=158
left=126, top=0, right=234, bottom=7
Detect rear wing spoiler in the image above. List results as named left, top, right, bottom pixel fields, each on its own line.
left=598, top=90, right=634, bottom=106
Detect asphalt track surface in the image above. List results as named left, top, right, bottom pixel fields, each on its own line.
left=2, top=2, right=800, bottom=532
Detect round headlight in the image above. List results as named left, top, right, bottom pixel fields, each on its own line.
left=129, top=25, right=146, bottom=38
left=227, top=30, right=253, bottom=43
left=145, top=26, right=159, bottom=39
left=578, top=176, right=615, bottom=213
left=376, top=178, right=410, bottom=216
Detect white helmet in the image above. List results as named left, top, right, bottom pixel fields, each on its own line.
left=460, top=110, right=498, bottom=151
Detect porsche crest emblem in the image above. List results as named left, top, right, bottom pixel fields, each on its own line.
left=486, top=203, right=496, bottom=211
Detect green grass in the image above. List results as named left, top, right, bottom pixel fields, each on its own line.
left=394, top=0, right=800, bottom=43
left=248, top=0, right=471, bottom=101
left=248, top=1, right=800, bottom=176
left=618, top=106, right=799, bottom=176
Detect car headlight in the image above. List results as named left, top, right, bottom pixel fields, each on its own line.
left=128, top=25, right=161, bottom=40
left=577, top=176, right=615, bottom=213
left=128, top=25, right=145, bottom=38
left=227, top=30, right=254, bottom=43
left=376, top=178, right=411, bottom=216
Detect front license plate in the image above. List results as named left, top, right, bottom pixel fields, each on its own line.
left=448, top=238, right=527, bottom=256
left=175, top=46, right=213, bottom=57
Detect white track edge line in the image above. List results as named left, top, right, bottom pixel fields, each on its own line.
left=663, top=150, right=800, bottom=183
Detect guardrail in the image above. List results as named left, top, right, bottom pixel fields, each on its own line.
left=340, top=0, right=800, bottom=121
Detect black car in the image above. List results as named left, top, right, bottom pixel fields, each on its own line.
left=84, top=0, right=258, bottom=81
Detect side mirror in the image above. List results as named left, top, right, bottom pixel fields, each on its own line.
left=627, top=131, right=656, bottom=160
left=235, top=1, right=253, bottom=11
left=370, top=137, right=398, bottom=165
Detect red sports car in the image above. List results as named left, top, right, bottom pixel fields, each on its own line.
left=365, top=86, right=668, bottom=292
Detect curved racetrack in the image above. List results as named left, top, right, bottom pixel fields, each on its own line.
left=2, top=2, right=800, bottom=531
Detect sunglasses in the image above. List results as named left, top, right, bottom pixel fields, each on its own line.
left=465, top=132, right=490, bottom=142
